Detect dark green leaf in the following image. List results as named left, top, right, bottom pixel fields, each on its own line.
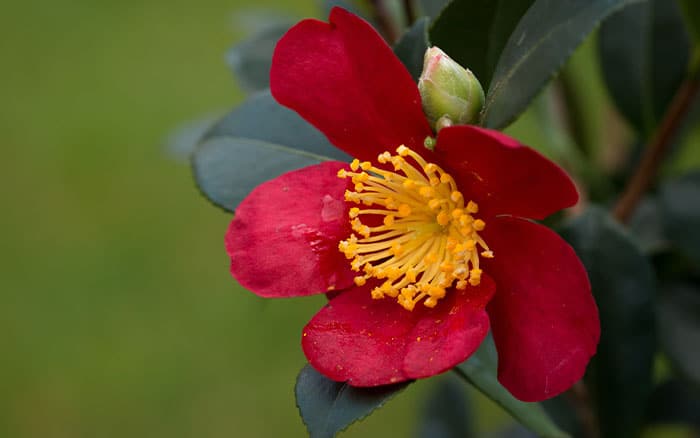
left=393, top=17, right=430, bottom=81
left=659, top=171, right=700, bottom=265
left=418, top=0, right=452, bottom=18
left=192, top=91, right=348, bottom=212
left=226, top=23, right=290, bottom=93
left=417, top=376, right=473, bottom=438
left=560, top=207, right=656, bottom=438
left=429, top=0, right=534, bottom=90
left=645, top=378, right=700, bottom=426
left=628, top=197, right=667, bottom=254
left=678, top=0, right=700, bottom=42
left=482, top=0, right=645, bottom=129
left=658, top=283, right=700, bottom=386
left=454, top=338, right=569, bottom=438
left=599, top=0, right=690, bottom=134
left=295, top=364, right=409, bottom=438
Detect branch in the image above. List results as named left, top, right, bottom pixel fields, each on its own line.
left=612, top=71, right=700, bottom=223
left=403, top=0, right=416, bottom=26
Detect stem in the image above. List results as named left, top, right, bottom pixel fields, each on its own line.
left=612, top=71, right=700, bottom=223
left=403, top=0, right=416, bottom=25
left=369, top=0, right=400, bottom=44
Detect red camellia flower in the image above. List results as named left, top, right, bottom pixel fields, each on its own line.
left=226, top=8, right=600, bottom=401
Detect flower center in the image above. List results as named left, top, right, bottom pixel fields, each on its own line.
left=337, top=145, right=493, bottom=311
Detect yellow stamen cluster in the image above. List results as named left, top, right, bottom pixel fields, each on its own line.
left=337, top=145, right=494, bottom=311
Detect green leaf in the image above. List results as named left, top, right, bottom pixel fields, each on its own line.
left=482, top=0, right=645, bottom=129
left=560, top=206, right=656, bottom=438
left=429, top=0, right=534, bottom=90
left=659, top=171, right=700, bottom=265
left=192, top=91, right=349, bottom=212
left=599, top=0, right=690, bottom=135
left=226, top=23, right=290, bottom=93
left=393, top=17, right=430, bottom=81
left=418, top=0, right=452, bottom=18
left=658, top=283, right=700, bottom=386
left=645, top=378, right=700, bottom=427
left=454, top=337, right=569, bottom=438
left=418, top=376, right=474, bottom=438
left=678, top=0, right=700, bottom=43
left=295, top=364, right=409, bottom=438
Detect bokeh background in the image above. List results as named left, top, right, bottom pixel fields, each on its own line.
left=3, top=0, right=696, bottom=437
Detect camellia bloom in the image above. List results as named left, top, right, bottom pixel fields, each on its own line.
left=226, top=8, right=600, bottom=401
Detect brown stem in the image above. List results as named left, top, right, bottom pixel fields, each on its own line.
left=403, top=0, right=416, bottom=25
left=565, top=381, right=600, bottom=438
left=369, top=0, right=400, bottom=44
left=612, top=72, right=700, bottom=223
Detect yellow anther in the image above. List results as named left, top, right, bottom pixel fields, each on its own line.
left=337, top=146, right=493, bottom=311
left=419, top=186, right=435, bottom=198
left=440, top=262, right=454, bottom=273
left=396, top=145, right=410, bottom=156
left=428, top=199, right=442, bottom=210
left=424, top=297, right=438, bottom=308
left=397, top=204, right=412, bottom=217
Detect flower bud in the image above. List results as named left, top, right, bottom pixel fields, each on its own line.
left=418, top=47, right=485, bottom=131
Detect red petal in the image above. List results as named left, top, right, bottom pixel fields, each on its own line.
left=226, top=162, right=355, bottom=298
left=482, top=216, right=600, bottom=401
left=435, top=126, right=579, bottom=220
left=302, top=277, right=495, bottom=386
left=270, top=8, right=432, bottom=162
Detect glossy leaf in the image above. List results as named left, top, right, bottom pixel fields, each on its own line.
left=658, top=283, right=700, bottom=386
left=417, top=376, right=473, bottom=438
left=429, top=0, right=534, bottom=90
left=192, top=91, right=349, bottom=212
left=393, top=17, right=430, bottom=81
left=295, top=364, right=409, bottom=438
left=419, top=0, right=452, bottom=18
left=226, top=23, right=290, bottom=93
left=645, top=378, right=700, bottom=427
left=599, top=0, right=690, bottom=134
left=560, top=207, right=656, bottom=438
left=659, top=171, right=700, bottom=264
left=482, top=0, right=645, bottom=129
left=454, top=337, right=569, bottom=438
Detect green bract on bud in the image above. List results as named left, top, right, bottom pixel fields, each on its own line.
left=418, top=47, right=485, bottom=131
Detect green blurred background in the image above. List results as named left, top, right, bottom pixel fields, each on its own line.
left=0, top=0, right=518, bottom=436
